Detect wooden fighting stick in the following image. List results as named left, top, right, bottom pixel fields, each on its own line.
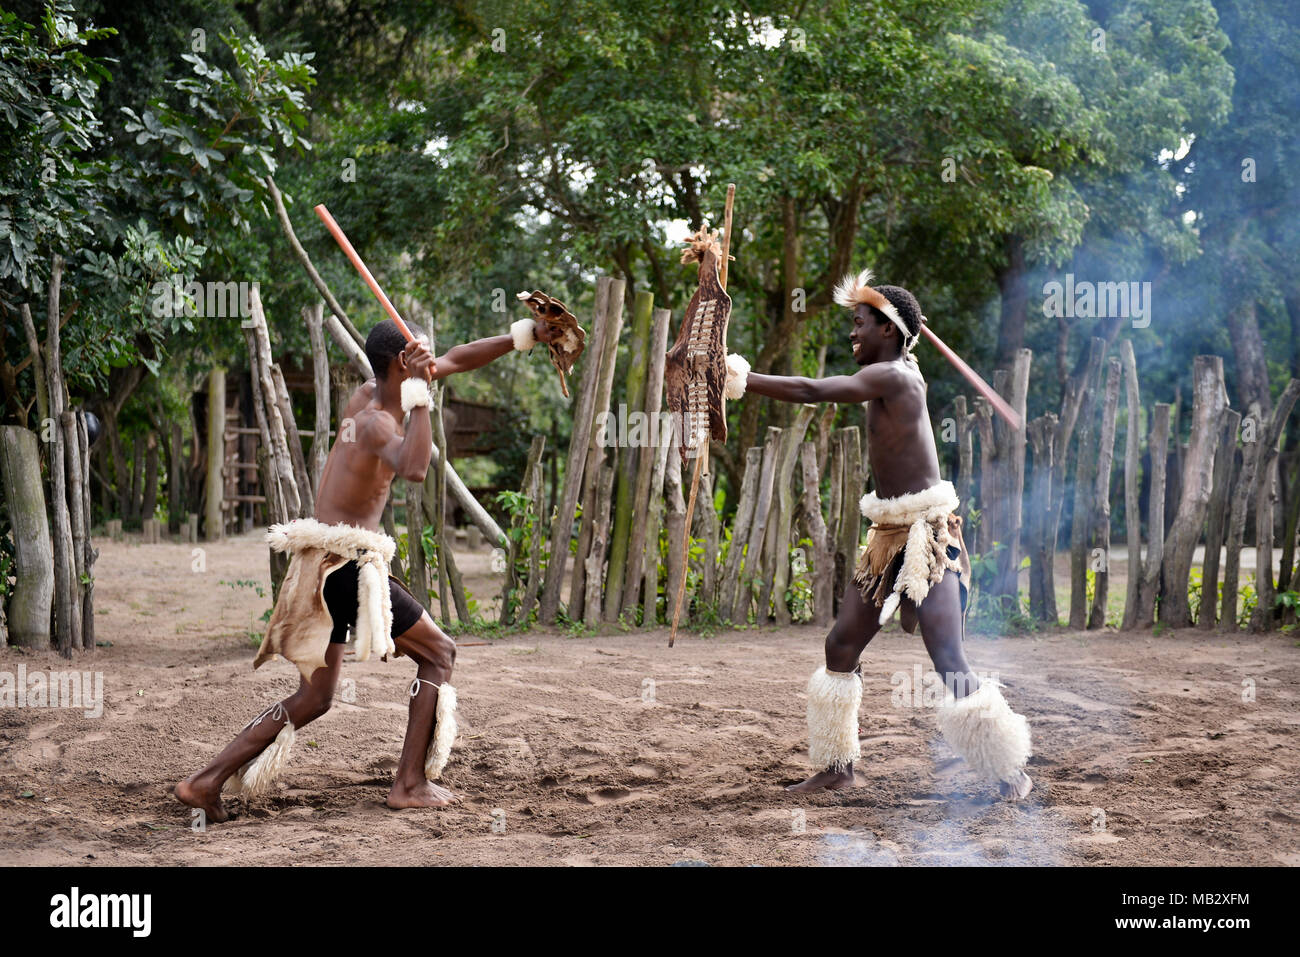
left=314, top=204, right=416, bottom=344
left=917, top=320, right=1022, bottom=431
left=669, top=183, right=735, bottom=647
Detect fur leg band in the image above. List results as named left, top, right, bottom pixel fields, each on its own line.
left=936, top=680, right=1031, bottom=785
left=412, top=680, right=458, bottom=780
left=227, top=701, right=296, bottom=798
left=806, top=666, right=862, bottom=771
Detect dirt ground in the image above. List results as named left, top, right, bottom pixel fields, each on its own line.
left=1, top=532, right=1297, bottom=866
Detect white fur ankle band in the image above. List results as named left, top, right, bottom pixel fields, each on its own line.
left=936, top=680, right=1032, bottom=785
left=401, top=377, right=431, bottom=412
left=511, top=317, right=538, bottom=351
left=724, top=353, right=751, bottom=400
left=806, top=666, right=862, bottom=772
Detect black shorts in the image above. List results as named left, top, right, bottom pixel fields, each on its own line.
left=322, top=560, right=425, bottom=643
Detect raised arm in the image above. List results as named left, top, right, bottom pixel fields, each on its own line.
left=357, top=402, right=433, bottom=483
left=743, top=363, right=903, bottom=405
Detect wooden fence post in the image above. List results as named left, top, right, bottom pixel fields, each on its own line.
left=1198, top=408, right=1241, bottom=628
left=733, top=427, right=781, bottom=624
left=1159, top=356, right=1229, bottom=628
left=1136, top=403, right=1171, bottom=628
left=1026, top=413, right=1058, bottom=622
left=604, top=290, right=654, bottom=621
left=718, top=446, right=762, bottom=619
left=1087, top=358, right=1121, bottom=628
left=1247, top=379, right=1300, bottom=632
left=1119, top=340, right=1143, bottom=630
left=622, top=307, right=672, bottom=617
left=800, top=441, right=834, bottom=626
left=540, top=277, right=622, bottom=623
left=770, top=405, right=816, bottom=626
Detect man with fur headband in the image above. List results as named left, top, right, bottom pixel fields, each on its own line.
left=722, top=271, right=1033, bottom=801
left=176, top=313, right=562, bottom=822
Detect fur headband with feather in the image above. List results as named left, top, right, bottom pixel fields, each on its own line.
left=833, top=268, right=917, bottom=359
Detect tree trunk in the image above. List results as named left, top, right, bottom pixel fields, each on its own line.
left=994, top=237, right=1029, bottom=369
left=45, top=255, right=78, bottom=655
left=1227, top=299, right=1271, bottom=418
left=61, top=411, right=87, bottom=647
left=168, top=422, right=184, bottom=534
left=0, top=426, right=53, bottom=647
left=141, top=431, right=160, bottom=521
left=129, top=432, right=144, bottom=522
left=77, top=412, right=96, bottom=650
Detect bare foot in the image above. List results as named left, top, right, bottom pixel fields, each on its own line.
left=998, top=771, right=1033, bottom=801
left=386, top=779, right=459, bottom=809
left=174, top=776, right=230, bottom=823
left=786, top=766, right=856, bottom=792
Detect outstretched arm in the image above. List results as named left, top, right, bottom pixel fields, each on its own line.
left=431, top=334, right=514, bottom=379
left=744, top=364, right=902, bottom=405
left=430, top=318, right=564, bottom=379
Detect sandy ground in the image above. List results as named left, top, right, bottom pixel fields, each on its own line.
left=1, top=533, right=1297, bottom=866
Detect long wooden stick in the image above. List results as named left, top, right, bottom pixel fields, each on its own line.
left=917, top=323, right=1022, bottom=431
left=314, top=204, right=415, bottom=343
left=669, top=183, right=736, bottom=647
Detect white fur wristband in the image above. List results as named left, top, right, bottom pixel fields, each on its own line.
left=724, top=353, right=751, bottom=400
left=511, top=318, right=538, bottom=351
left=400, top=377, right=432, bottom=413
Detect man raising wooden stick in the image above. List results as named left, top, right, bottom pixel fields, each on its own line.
left=723, top=269, right=1034, bottom=801
left=176, top=311, right=563, bottom=822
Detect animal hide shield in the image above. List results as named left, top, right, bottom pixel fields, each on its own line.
left=665, top=227, right=732, bottom=462
left=516, top=290, right=586, bottom=397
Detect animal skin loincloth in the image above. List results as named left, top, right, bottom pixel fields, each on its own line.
left=253, top=518, right=399, bottom=681
left=852, top=480, right=971, bottom=628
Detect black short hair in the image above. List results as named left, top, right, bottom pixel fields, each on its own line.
left=871, top=285, right=923, bottom=352
left=365, top=319, right=427, bottom=379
